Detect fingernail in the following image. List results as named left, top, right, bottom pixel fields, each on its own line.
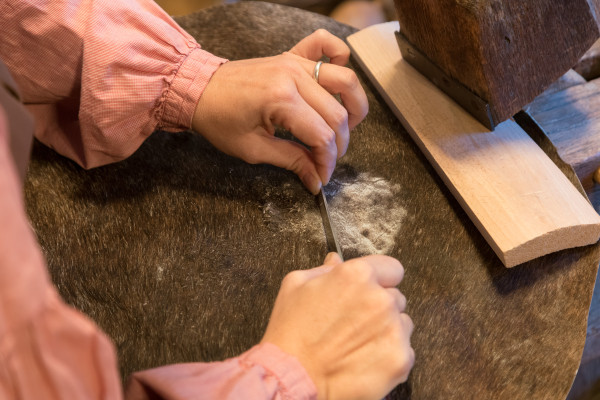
left=304, top=172, right=322, bottom=195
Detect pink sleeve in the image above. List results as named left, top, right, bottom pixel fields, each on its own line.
left=0, top=104, right=317, bottom=399
left=125, top=343, right=317, bottom=400
left=0, top=106, right=123, bottom=400
left=0, top=0, right=226, bottom=168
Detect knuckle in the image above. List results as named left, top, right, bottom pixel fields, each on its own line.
left=362, top=291, right=384, bottom=312
left=355, top=100, right=369, bottom=125
left=399, top=262, right=405, bottom=277
left=401, top=313, right=414, bottom=335
left=279, top=57, right=303, bottom=75
left=376, top=290, right=396, bottom=310
left=396, top=347, right=416, bottom=383
left=340, top=68, right=360, bottom=91
left=331, top=106, right=349, bottom=131
left=397, top=292, right=407, bottom=312
left=338, top=259, right=375, bottom=283
left=388, top=314, right=413, bottom=346
left=405, top=348, right=416, bottom=370
left=287, top=152, right=309, bottom=175
left=281, top=270, right=305, bottom=290
left=380, top=292, right=397, bottom=313
left=315, top=129, right=336, bottom=149
left=314, top=28, right=330, bottom=40
left=240, top=146, right=261, bottom=165
left=270, top=82, right=297, bottom=104
left=387, top=315, right=415, bottom=383
left=408, top=347, right=416, bottom=367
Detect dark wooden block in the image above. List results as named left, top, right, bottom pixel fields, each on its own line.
left=394, top=0, right=600, bottom=127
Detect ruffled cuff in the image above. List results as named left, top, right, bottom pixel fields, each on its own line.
left=161, top=47, right=227, bottom=131
left=240, top=343, right=318, bottom=400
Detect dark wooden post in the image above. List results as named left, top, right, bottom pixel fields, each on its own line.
left=394, top=0, right=600, bottom=129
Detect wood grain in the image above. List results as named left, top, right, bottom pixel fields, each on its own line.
left=392, top=0, right=600, bottom=125
left=538, top=69, right=586, bottom=97
left=525, top=78, right=600, bottom=190
left=575, top=39, right=600, bottom=81
left=347, top=22, right=600, bottom=267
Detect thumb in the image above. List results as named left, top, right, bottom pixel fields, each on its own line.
left=323, top=252, right=343, bottom=266
left=294, top=253, right=343, bottom=283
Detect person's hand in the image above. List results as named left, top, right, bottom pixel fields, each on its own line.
left=191, top=30, right=368, bottom=195
left=261, top=253, right=415, bottom=400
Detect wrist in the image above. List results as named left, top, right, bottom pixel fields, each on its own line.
left=242, top=342, right=319, bottom=400
left=164, top=48, right=226, bottom=131
left=261, top=337, right=333, bottom=400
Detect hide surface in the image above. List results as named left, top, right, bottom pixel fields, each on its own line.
left=24, top=3, right=600, bottom=399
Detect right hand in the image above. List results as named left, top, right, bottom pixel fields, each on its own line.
left=192, top=29, right=368, bottom=195
left=261, top=253, right=414, bottom=400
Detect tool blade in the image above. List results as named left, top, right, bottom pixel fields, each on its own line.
left=317, top=189, right=344, bottom=261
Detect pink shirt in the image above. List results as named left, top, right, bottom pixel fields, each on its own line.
left=0, top=0, right=317, bottom=398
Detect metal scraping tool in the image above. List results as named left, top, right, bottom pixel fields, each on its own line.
left=317, top=188, right=344, bottom=261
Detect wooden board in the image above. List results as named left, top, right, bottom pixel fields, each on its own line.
left=537, top=69, right=587, bottom=97
left=575, top=38, right=600, bottom=81
left=392, top=0, right=600, bottom=125
left=347, top=22, right=600, bottom=267
left=525, top=78, right=600, bottom=191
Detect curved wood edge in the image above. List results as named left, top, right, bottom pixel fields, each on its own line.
left=502, top=224, right=600, bottom=267
left=347, top=22, right=600, bottom=267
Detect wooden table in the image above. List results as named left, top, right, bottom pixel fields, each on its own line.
left=23, top=3, right=600, bottom=399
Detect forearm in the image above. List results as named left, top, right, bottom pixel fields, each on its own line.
left=0, top=103, right=123, bottom=400
left=0, top=102, right=314, bottom=399
left=0, top=0, right=225, bottom=168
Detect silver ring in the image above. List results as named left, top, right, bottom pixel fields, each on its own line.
left=313, top=61, right=323, bottom=84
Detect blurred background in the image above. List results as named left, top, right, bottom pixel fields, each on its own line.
left=154, top=0, right=396, bottom=29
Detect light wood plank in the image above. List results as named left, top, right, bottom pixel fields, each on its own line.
left=347, top=22, right=600, bottom=267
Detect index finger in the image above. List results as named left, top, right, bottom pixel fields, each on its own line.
left=288, top=29, right=350, bottom=66
left=273, top=94, right=338, bottom=184
left=286, top=253, right=343, bottom=285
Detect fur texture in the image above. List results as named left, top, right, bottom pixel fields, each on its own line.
left=24, top=3, right=600, bottom=399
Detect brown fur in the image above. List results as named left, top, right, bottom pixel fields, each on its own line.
left=24, top=3, right=600, bottom=399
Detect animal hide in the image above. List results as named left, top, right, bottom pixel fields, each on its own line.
left=24, top=2, right=600, bottom=399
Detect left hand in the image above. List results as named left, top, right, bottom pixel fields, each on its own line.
left=191, top=29, right=368, bottom=194
left=261, top=252, right=415, bottom=400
